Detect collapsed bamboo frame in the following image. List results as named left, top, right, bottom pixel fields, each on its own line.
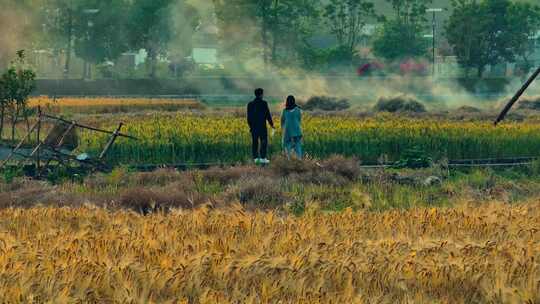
left=0, top=107, right=138, bottom=176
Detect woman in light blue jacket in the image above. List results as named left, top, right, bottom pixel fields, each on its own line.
left=281, top=95, right=303, bottom=159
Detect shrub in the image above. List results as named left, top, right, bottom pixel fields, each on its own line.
left=456, top=105, right=482, bottom=113
left=517, top=96, right=540, bottom=110
left=0, top=193, right=12, bottom=209
left=466, top=169, right=497, bottom=191
left=132, top=168, right=191, bottom=187
left=288, top=171, right=348, bottom=187
left=528, top=159, right=540, bottom=176
left=227, top=176, right=286, bottom=208
left=320, top=155, right=362, bottom=181
left=270, top=156, right=320, bottom=177
left=118, top=187, right=205, bottom=214
left=302, top=96, right=350, bottom=111
left=201, top=165, right=267, bottom=185
left=44, top=122, right=79, bottom=151
left=374, top=95, right=426, bottom=113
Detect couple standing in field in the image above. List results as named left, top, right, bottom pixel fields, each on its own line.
left=247, top=88, right=302, bottom=164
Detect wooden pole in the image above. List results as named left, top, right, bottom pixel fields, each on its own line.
left=0, top=120, right=40, bottom=168
left=36, top=106, right=42, bottom=173
left=54, top=122, right=76, bottom=148
left=494, top=66, right=540, bottom=126
left=40, top=113, right=137, bottom=140
left=99, top=122, right=123, bottom=160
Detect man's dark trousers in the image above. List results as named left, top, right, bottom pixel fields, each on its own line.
left=251, top=129, right=268, bottom=159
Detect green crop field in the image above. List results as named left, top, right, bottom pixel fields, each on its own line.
left=75, top=113, right=540, bottom=165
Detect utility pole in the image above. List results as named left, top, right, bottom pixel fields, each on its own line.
left=426, top=8, right=442, bottom=77
left=64, top=0, right=73, bottom=79
left=82, top=8, right=99, bottom=80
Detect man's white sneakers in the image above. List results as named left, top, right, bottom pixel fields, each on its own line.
left=254, top=158, right=270, bottom=164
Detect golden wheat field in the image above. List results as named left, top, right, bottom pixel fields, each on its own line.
left=28, top=97, right=204, bottom=114
left=29, top=96, right=202, bottom=107
left=0, top=202, right=538, bottom=303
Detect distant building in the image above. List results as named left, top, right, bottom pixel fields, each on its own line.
left=192, top=48, right=218, bottom=64
left=191, top=22, right=221, bottom=69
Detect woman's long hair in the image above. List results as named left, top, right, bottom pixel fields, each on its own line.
left=285, top=95, right=297, bottom=110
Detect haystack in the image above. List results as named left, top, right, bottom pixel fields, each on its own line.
left=374, top=95, right=426, bottom=113
left=44, top=122, right=79, bottom=151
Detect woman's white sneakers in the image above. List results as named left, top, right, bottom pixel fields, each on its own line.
left=254, top=158, right=270, bottom=164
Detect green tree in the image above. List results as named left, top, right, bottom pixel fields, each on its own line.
left=446, top=0, right=539, bottom=77
left=40, top=0, right=131, bottom=79
left=40, top=0, right=76, bottom=78
left=73, top=0, right=130, bottom=79
left=445, top=0, right=485, bottom=76
left=387, top=0, right=431, bottom=24
left=324, top=0, right=376, bottom=61
left=0, top=51, right=36, bottom=141
left=128, top=0, right=176, bottom=78
left=373, top=19, right=428, bottom=61
left=213, top=0, right=321, bottom=69
left=372, top=0, right=431, bottom=61
left=506, top=2, right=540, bottom=74
left=168, top=2, right=200, bottom=60
left=0, top=0, right=45, bottom=70
left=266, top=0, right=321, bottom=66
left=213, top=0, right=259, bottom=65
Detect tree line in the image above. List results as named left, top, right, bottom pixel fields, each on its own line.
left=2, top=0, right=540, bottom=78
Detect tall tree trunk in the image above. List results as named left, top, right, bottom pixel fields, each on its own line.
left=477, top=65, right=484, bottom=78
left=82, top=60, right=88, bottom=79
left=150, top=51, right=157, bottom=79
left=64, top=8, right=73, bottom=79
left=270, top=0, right=279, bottom=64
left=24, top=109, right=30, bottom=133
left=0, top=105, right=4, bottom=141
left=11, top=107, right=18, bottom=142
left=260, top=1, right=270, bottom=69
left=262, top=18, right=269, bottom=68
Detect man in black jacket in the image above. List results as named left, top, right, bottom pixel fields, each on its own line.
left=247, top=88, right=275, bottom=164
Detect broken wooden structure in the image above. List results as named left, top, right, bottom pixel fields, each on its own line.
left=0, top=107, right=137, bottom=177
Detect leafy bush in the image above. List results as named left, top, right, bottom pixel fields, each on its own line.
left=392, top=147, right=432, bottom=169
left=374, top=95, right=426, bottom=113
left=302, top=96, right=350, bottom=111
left=465, top=169, right=498, bottom=191
left=0, top=50, right=36, bottom=141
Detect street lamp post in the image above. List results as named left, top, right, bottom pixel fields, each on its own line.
left=426, top=8, right=443, bottom=77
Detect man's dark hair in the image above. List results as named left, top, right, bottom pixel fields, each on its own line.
left=254, top=88, right=264, bottom=98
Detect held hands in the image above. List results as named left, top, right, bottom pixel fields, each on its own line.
left=270, top=128, right=276, bottom=138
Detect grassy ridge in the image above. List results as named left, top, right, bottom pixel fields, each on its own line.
left=80, top=114, right=540, bottom=165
